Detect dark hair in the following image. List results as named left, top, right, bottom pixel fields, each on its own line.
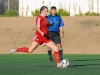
left=40, top=6, right=48, bottom=13
left=51, top=6, right=57, bottom=10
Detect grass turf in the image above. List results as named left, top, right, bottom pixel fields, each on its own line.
left=0, top=54, right=100, bottom=75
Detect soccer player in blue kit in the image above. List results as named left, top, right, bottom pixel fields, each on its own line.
left=47, top=6, right=64, bottom=61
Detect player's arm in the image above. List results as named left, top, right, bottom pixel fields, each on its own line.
left=60, top=26, right=64, bottom=38
left=59, top=16, right=64, bottom=38
left=36, top=26, right=44, bottom=36
left=36, top=17, right=44, bottom=36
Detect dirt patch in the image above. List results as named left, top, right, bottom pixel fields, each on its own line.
left=0, top=16, right=100, bottom=54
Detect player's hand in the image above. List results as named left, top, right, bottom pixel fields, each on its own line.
left=60, top=32, right=64, bottom=38
left=41, top=32, right=44, bottom=36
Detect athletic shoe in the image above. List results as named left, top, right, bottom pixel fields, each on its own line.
left=57, top=62, right=62, bottom=68
left=49, top=58, right=53, bottom=62
left=49, top=56, right=53, bottom=62
left=9, top=48, right=17, bottom=54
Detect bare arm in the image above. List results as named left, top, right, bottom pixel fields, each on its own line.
left=60, top=26, right=64, bottom=38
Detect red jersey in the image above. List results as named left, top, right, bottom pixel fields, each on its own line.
left=33, top=15, right=51, bottom=45
left=36, top=15, right=49, bottom=36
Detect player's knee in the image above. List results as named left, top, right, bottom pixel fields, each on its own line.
left=52, top=46, right=59, bottom=52
left=57, top=44, right=62, bottom=48
left=28, top=51, right=32, bottom=53
left=28, top=49, right=33, bottom=53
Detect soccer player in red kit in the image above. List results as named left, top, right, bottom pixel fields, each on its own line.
left=9, top=6, right=61, bottom=68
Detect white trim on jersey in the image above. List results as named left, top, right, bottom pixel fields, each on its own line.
left=37, top=17, right=41, bottom=27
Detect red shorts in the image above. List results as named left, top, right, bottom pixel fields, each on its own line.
left=33, top=34, right=51, bottom=45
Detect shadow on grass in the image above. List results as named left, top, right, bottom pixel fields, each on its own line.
left=74, top=59, right=100, bottom=61
left=69, top=59, right=100, bottom=68
left=70, top=64, right=100, bottom=68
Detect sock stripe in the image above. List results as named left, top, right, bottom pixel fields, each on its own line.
left=59, top=48, right=63, bottom=50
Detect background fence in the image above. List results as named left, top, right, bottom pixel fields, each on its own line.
left=19, top=0, right=100, bottom=17
left=0, top=0, right=100, bottom=17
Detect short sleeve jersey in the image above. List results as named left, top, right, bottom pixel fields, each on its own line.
left=48, top=14, right=64, bottom=32
left=36, top=15, right=49, bottom=36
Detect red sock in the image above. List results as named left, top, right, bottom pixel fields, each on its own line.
left=54, top=51, right=61, bottom=63
left=17, top=47, right=29, bottom=53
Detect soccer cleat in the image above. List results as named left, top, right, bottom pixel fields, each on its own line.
left=49, top=58, right=53, bottom=62
left=9, top=48, right=17, bottom=54
left=57, top=62, right=62, bottom=68
left=49, top=56, right=53, bottom=62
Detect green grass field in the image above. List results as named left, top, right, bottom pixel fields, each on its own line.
left=0, top=54, right=100, bottom=75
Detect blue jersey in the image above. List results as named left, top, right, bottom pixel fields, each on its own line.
left=48, top=14, right=64, bottom=32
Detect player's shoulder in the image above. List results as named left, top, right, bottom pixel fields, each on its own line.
left=36, top=15, right=44, bottom=20
left=37, top=15, right=42, bottom=18
left=56, top=14, right=62, bottom=18
left=48, top=14, right=61, bottom=19
left=56, top=14, right=60, bottom=16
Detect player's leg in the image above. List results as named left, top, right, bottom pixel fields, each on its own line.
left=47, top=32, right=54, bottom=61
left=47, top=47, right=53, bottom=61
left=9, top=41, right=39, bottom=54
left=54, top=33, right=63, bottom=60
left=28, top=41, right=39, bottom=53
left=45, top=41, right=61, bottom=68
left=57, top=43, right=63, bottom=60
